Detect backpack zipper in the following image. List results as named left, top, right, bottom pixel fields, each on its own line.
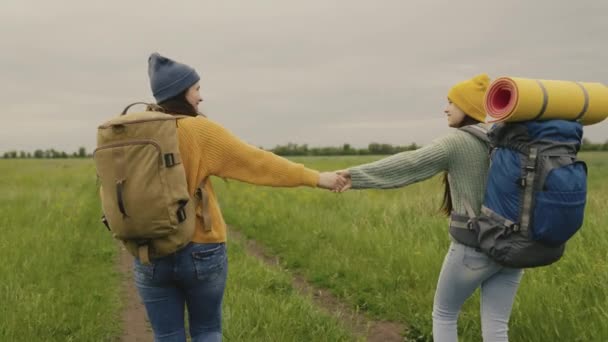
left=94, top=140, right=162, bottom=160
left=98, top=116, right=185, bottom=128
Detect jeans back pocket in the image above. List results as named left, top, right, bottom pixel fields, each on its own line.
left=133, top=259, right=155, bottom=284
left=192, top=243, right=227, bottom=282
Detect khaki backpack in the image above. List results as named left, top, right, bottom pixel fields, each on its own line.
left=94, top=103, right=212, bottom=264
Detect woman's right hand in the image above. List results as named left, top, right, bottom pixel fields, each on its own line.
left=334, top=170, right=352, bottom=192
left=317, top=172, right=348, bottom=191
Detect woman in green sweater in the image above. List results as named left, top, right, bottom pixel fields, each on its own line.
left=337, top=74, right=523, bottom=342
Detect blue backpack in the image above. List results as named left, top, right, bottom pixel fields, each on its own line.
left=453, top=120, right=587, bottom=268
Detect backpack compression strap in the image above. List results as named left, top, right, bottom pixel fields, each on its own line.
left=113, top=145, right=129, bottom=218
left=138, top=243, right=150, bottom=265
left=518, top=147, right=538, bottom=234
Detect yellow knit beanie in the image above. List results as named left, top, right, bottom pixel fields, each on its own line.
left=447, top=73, right=491, bottom=122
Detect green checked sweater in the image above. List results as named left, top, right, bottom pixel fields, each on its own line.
left=348, top=128, right=489, bottom=216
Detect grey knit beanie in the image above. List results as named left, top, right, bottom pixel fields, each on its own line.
left=148, top=53, right=200, bottom=103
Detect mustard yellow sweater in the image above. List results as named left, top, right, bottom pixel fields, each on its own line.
left=177, top=116, right=320, bottom=243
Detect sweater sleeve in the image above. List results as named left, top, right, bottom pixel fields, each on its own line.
left=348, top=138, right=450, bottom=189
left=192, top=118, right=320, bottom=187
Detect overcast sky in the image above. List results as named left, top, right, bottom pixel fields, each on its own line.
left=1, top=0, right=607, bottom=153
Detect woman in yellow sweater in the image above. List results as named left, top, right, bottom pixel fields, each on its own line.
left=138, top=53, right=344, bottom=342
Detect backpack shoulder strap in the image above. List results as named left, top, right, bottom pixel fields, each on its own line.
left=459, top=124, right=490, bottom=144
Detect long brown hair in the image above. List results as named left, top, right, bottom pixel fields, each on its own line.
left=440, top=115, right=482, bottom=216
left=153, top=89, right=204, bottom=117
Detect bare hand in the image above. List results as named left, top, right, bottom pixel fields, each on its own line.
left=334, top=170, right=352, bottom=192
left=317, top=172, right=348, bottom=191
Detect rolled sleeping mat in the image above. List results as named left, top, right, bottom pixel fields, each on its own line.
left=484, top=77, right=608, bottom=125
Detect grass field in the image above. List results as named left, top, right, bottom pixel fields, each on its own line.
left=1, top=153, right=606, bottom=341
left=0, top=159, right=354, bottom=341
left=216, top=152, right=608, bottom=341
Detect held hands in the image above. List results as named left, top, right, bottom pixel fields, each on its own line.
left=334, top=170, right=352, bottom=192
left=316, top=170, right=352, bottom=192
left=317, top=172, right=347, bottom=191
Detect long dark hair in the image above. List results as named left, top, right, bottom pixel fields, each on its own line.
left=152, top=89, right=204, bottom=117
left=440, top=115, right=482, bottom=216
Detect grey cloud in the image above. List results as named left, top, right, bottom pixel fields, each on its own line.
left=1, top=0, right=607, bottom=152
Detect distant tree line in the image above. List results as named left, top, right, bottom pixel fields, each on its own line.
left=2, top=147, right=90, bottom=159
left=271, top=138, right=608, bottom=156
left=581, top=138, right=608, bottom=151
left=271, top=142, right=420, bottom=156
left=2, top=139, right=606, bottom=159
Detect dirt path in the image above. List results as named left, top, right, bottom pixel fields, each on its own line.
left=118, top=230, right=408, bottom=341
left=228, top=226, right=408, bottom=342
left=118, top=245, right=153, bottom=342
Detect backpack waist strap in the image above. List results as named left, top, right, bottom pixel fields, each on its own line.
left=449, top=212, right=480, bottom=248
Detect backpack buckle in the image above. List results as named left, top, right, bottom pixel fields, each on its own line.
left=176, top=206, right=187, bottom=223
left=466, top=221, right=474, bottom=230
left=518, top=178, right=526, bottom=187
left=466, top=217, right=479, bottom=231
left=504, top=223, right=520, bottom=236
left=164, top=153, right=176, bottom=167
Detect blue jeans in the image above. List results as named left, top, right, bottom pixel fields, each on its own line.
left=133, top=242, right=228, bottom=342
left=432, top=242, right=523, bottom=342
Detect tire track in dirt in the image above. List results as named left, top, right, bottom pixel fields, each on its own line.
left=118, top=245, right=153, bottom=342
left=118, top=228, right=409, bottom=341
left=228, top=226, right=408, bottom=342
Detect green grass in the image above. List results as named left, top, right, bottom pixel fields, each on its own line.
left=0, top=160, right=121, bottom=341
left=0, top=159, right=355, bottom=341
left=224, top=241, right=356, bottom=341
left=2, top=153, right=606, bottom=341
left=216, top=152, right=608, bottom=341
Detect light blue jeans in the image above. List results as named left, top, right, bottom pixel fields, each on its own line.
left=133, top=242, right=228, bottom=342
left=432, top=242, right=523, bottom=342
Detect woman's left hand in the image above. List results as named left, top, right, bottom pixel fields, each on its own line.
left=317, top=172, right=348, bottom=191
